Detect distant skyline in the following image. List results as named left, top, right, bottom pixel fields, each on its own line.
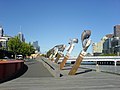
left=0, top=0, right=120, bottom=56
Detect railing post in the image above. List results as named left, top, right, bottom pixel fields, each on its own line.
left=114, top=60, right=117, bottom=66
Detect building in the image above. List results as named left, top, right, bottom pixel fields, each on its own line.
left=114, top=25, right=120, bottom=38
left=0, top=26, right=4, bottom=37
left=102, top=25, right=120, bottom=56
left=103, top=34, right=113, bottom=54
left=112, top=25, right=120, bottom=55
left=18, top=32, right=25, bottom=42
left=103, top=38, right=113, bottom=54
left=92, top=41, right=103, bottom=56
left=32, top=41, right=40, bottom=53
left=0, top=26, right=12, bottom=50
left=92, top=36, right=108, bottom=56
left=111, top=37, right=120, bottom=55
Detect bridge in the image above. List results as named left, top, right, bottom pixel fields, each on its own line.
left=58, top=56, right=120, bottom=66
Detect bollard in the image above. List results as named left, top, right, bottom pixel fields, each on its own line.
left=96, top=64, right=99, bottom=72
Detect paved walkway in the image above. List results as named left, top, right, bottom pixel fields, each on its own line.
left=0, top=58, right=120, bottom=90
left=81, top=65, right=120, bottom=75
left=22, top=59, right=53, bottom=77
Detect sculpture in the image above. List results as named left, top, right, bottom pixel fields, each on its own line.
left=49, top=44, right=66, bottom=61
left=54, top=44, right=66, bottom=63
left=68, top=30, right=91, bottom=75
left=60, top=38, right=78, bottom=70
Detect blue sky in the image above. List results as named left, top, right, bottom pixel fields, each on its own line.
left=0, top=0, right=120, bottom=56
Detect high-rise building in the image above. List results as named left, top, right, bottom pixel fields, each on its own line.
left=18, top=32, right=25, bottom=42
left=114, top=25, right=120, bottom=38
left=93, top=25, right=120, bottom=56
left=0, top=26, right=4, bottom=37
left=103, top=38, right=113, bottom=54
left=102, top=25, right=120, bottom=55
left=111, top=37, right=120, bottom=55
left=112, top=25, right=120, bottom=55
left=103, top=34, right=113, bottom=54
left=32, top=41, right=40, bottom=53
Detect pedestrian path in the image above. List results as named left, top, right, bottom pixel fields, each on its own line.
left=22, top=59, right=53, bottom=77
left=1, top=58, right=120, bottom=90
left=1, top=69, right=120, bottom=90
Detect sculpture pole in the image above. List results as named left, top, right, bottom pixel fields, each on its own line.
left=52, top=47, right=58, bottom=61
left=68, top=30, right=91, bottom=75
left=60, top=38, right=78, bottom=70
left=54, top=45, right=66, bottom=63
left=48, top=44, right=66, bottom=62
left=49, top=47, right=58, bottom=61
left=54, top=52, right=62, bottom=63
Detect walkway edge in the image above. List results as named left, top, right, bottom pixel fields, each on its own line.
left=37, top=57, right=60, bottom=77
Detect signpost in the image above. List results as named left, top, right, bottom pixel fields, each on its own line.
left=68, top=30, right=91, bottom=75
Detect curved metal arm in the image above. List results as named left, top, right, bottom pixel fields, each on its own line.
left=55, top=44, right=66, bottom=52
left=54, top=44, right=66, bottom=63
left=68, top=38, right=78, bottom=45
left=60, top=38, right=78, bottom=69
left=67, top=38, right=78, bottom=54
left=81, top=30, right=91, bottom=50
left=68, top=30, right=91, bottom=75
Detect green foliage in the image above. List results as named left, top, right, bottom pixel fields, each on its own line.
left=8, top=36, right=21, bottom=55
left=0, top=47, right=6, bottom=50
left=41, top=54, right=46, bottom=57
left=19, top=42, right=35, bottom=57
left=0, top=50, right=5, bottom=58
left=8, top=36, right=35, bottom=58
left=100, top=53, right=117, bottom=56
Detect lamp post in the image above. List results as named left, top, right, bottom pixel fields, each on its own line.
left=68, top=30, right=91, bottom=75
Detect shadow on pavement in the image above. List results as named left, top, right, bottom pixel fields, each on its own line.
left=0, top=64, right=28, bottom=84
left=75, top=69, right=93, bottom=75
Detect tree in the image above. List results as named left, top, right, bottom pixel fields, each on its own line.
left=8, top=36, right=21, bottom=59
left=28, top=43, right=35, bottom=56
left=19, top=42, right=35, bottom=58
left=8, top=36, right=35, bottom=59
